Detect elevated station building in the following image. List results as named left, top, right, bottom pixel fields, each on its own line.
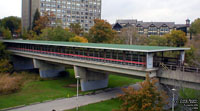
left=4, top=40, right=200, bottom=91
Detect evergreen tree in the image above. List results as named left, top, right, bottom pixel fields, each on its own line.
left=32, top=9, right=40, bottom=33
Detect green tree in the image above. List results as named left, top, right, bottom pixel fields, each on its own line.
left=69, top=23, right=83, bottom=36
left=113, top=74, right=167, bottom=111
left=190, top=18, right=200, bottom=35
left=2, top=28, right=12, bottom=40
left=89, top=19, right=116, bottom=43
left=0, top=42, right=10, bottom=59
left=38, top=27, right=75, bottom=41
left=0, top=59, right=13, bottom=73
left=32, top=9, right=40, bottom=32
left=1, top=16, right=21, bottom=35
left=146, top=35, right=168, bottom=46
left=165, top=30, right=187, bottom=47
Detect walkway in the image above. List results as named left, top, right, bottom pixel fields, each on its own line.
left=5, top=85, right=140, bottom=111
left=6, top=84, right=141, bottom=111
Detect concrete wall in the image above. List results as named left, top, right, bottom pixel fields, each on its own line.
left=74, top=66, right=109, bottom=91
left=158, top=69, right=200, bottom=90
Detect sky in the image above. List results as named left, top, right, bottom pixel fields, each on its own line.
left=0, top=0, right=199, bottom=24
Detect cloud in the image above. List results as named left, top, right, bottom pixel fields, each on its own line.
left=0, top=0, right=199, bottom=24
left=102, top=0, right=200, bottom=24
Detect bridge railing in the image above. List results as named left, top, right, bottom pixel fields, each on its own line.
left=159, top=63, right=200, bottom=74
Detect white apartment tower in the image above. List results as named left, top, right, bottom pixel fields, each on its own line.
left=22, top=0, right=101, bottom=31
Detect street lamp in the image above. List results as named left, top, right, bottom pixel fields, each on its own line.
left=76, top=75, right=80, bottom=111
left=172, top=88, right=176, bottom=111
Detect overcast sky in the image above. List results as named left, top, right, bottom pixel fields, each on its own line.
left=0, top=0, right=199, bottom=24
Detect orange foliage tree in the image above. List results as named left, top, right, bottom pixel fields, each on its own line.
left=33, top=11, right=55, bottom=35
left=89, top=19, right=116, bottom=43
left=113, top=74, right=168, bottom=111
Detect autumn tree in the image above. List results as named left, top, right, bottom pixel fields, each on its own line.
left=32, top=8, right=40, bottom=31
left=165, top=30, right=187, bottom=47
left=33, top=11, right=55, bottom=35
left=69, top=23, right=83, bottom=36
left=69, top=36, right=88, bottom=43
left=89, top=19, right=116, bottom=43
left=190, top=18, right=200, bottom=35
left=113, top=74, right=167, bottom=111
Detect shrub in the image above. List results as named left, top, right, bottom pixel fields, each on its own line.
left=0, top=59, right=13, bottom=73
left=0, top=74, right=23, bottom=94
left=113, top=74, right=168, bottom=111
left=0, top=72, right=40, bottom=94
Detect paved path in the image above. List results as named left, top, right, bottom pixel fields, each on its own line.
left=5, top=84, right=140, bottom=111
left=6, top=88, right=122, bottom=111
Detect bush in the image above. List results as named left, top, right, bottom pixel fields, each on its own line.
left=0, top=74, right=23, bottom=94
left=69, top=36, right=88, bottom=43
left=0, top=59, right=13, bottom=73
left=0, top=72, right=40, bottom=95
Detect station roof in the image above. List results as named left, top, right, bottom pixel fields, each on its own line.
left=2, top=40, right=190, bottom=53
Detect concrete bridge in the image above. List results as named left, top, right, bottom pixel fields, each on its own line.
left=2, top=40, right=200, bottom=91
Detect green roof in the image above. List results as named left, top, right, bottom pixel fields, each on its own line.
left=2, top=40, right=190, bottom=53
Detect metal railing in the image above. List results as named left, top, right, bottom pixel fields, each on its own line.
left=159, top=62, right=200, bottom=74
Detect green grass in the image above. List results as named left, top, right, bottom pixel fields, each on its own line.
left=108, top=74, right=142, bottom=88
left=0, top=69, right=77, bottom=109
left=66, top=99, right=121, bottom=111
left=0, top=69, right=142, bottom=109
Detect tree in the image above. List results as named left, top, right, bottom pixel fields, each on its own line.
left=190, top=18, right=200, bottom=35
left=89, top=19, right=116, bottom=43
left=0, top=42, right=10, bottom=59
left=38, top=26, right=75, bottom=41
left=118, top=26, right=147, bottom=45
left=165, top=30, right=187, bottom=47
left=0, top=59, right=13, bottom=73
left=120, top=26, right=138, bottom=45
left=2, top=28, right=12, bottom=40
left=1, top=16, right=21, bottom=35
left=69, top=36, right=88, bottom=43
left=69, top=23, right=83, bottom=36
left=113, top=74, right=167, bottom=111
left=146, top=35, right=168, bottom=46
left=32, top=8, right=40, bottom=31
left=33, top=11, right=55, bottom=35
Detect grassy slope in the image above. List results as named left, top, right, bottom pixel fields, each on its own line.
left=0, top=69, right=141, bottom=109
left=66, top=99, right=121, bottom=111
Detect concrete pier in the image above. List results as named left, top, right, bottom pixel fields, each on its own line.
left=12, top=56, right=34, bottom=70
left=74, top=66, right=109, bottom=91
left=33, top=59, right=65, bottom=78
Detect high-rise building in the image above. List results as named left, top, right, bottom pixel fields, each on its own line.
left=22, top=0, right=102, bottom=31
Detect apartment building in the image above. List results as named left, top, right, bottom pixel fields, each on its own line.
left=22, top=0, right=101, bottom=31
